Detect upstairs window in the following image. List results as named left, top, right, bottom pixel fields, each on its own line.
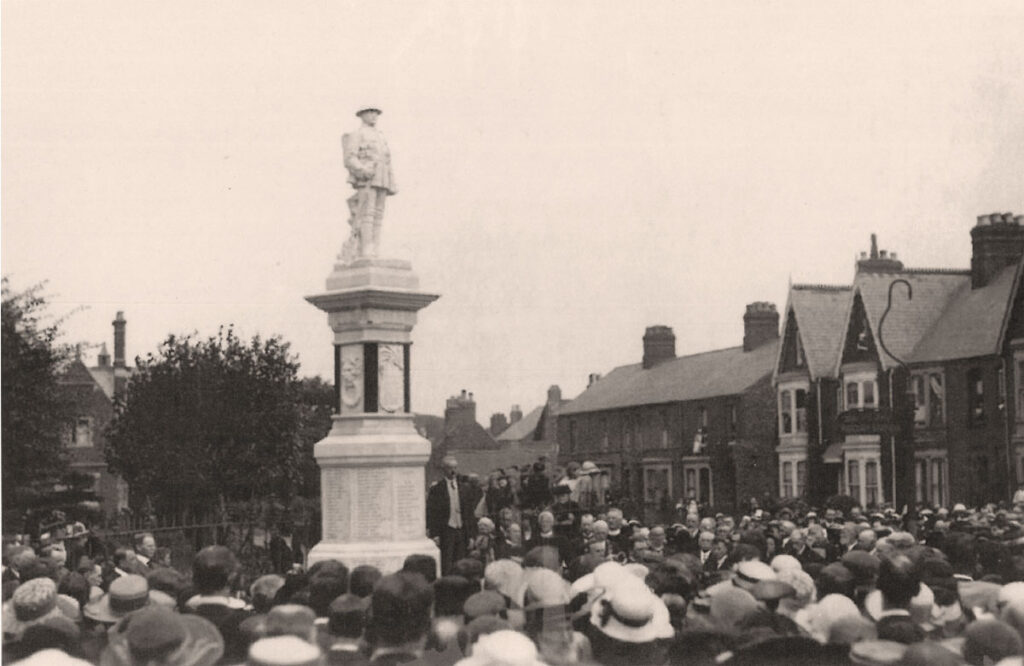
left=779, top=388, right=808, bottom=435
left=912, top=371, right=945, bottom=428
left=968, top=368, right=986, bottom=427
left=69, top=417, right=94, bottom=448
left=844, top=376, right=878, bottom=410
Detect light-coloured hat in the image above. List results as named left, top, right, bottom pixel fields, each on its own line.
left=589, top=578, right=673, bottom=643
left=1, top=577, right=64, bottom=642
left=356, top=107, right=382, bottom=117
left=457, top=630, right=545, bottom=666
left=580, top=461, right=600, bottom=475
left=83, top=574, right=151, bottom=624
left=849, top=639, right=907, bottom=665
left=248, top=635, right=322, bottom=666
left=733, top=560, right=777, bottom=591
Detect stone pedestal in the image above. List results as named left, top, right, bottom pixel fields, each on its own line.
left=305, top=258, right=440, bottom=573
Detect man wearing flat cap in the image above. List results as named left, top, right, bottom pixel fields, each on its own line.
left=342, top=107, right=396, bottom=261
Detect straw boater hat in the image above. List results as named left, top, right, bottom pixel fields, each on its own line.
left=84, top=574, right=152, bottom=624
left=356, top=107, right=382, bottom=117
left=588, top=576, right=673, bottom=644
left=580, top=461, right=600, bottom=475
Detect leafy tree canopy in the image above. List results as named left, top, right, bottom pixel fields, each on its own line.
left=105, top=327, right=310, bottom=519
left=1, top=278, right=74, bottom=508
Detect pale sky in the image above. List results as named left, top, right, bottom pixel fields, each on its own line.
left=3, top=1, right=1023, bottom=424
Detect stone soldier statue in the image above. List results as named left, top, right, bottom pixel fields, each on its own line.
left=341, top=107, right=396, bottom=261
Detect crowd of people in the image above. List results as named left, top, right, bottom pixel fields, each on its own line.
left=7, top=456, right=1024, bottom=665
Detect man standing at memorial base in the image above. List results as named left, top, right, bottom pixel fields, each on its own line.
left=426, top=456, right=475, bottom=575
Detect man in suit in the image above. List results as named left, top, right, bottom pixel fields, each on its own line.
left=133, top=532, right=158, bottom=570
left=427, top=455, right=476, bottom=575
left=696, top=530, right=716, bottom=569
left=874, top=554, right=925, bottom=644
left=784, top=528, right=824, bottom=567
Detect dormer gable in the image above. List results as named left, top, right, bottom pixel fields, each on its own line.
left=841, top=292, right=879, bottom=367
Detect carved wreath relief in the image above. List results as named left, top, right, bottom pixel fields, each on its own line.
left=378, top=344, right=405, bottom=414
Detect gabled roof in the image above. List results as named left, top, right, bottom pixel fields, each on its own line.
left=842, top=270, right=969, bottom=371
left=496, top=405, right=544, bottom=442
left=909, top=262, right=1021, bottom=364
left=778, top=285, right=851, bottom=379
left=86, top=365, right=132, bottom=400
left=413, top=414, right=445, bottom=442
left=439, top=421, right=501, bottom=451
left=560, top=340, right=778, bottom=416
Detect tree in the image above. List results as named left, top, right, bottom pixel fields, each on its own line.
left=105, top=327, right=308, bottom=521
left=294, top=376, right=335, bottom=498
left=1, top=278, right=74, bottom=509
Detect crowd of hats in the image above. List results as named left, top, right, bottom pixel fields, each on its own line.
left=10, top=481, right=1024, bottom=664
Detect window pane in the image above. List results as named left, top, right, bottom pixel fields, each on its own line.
left=931, top=459, right=944, bottom=507
left=797, top=461, right=807, bottom=497
left=929, top=374, right=944, bottom=425
left=915, top=460, right=925, bottom=503
left=846, top=382, right=859, bottom=409
left=865, top=461, right=878, bottom=506
left=848, top=461, right=860, bottom=500
left=863, top=381, right=876, bottom=407
left=795, top=390, right=808, bottom=433
left=782, top=462, right=793, bottom=497
left=699, top=468, right=711, bottom=504
left=913, top=376, right=928, bottom=425
left=969, top=368, right=985, bottom=425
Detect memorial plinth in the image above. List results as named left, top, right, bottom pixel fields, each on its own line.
left=305, top=257, right=440, bottom=573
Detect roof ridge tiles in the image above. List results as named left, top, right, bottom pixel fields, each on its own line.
left=791, top=283, right=852, bottom=291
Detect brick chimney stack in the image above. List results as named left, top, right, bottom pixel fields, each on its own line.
left=642, top=326, right=676, bottom=369
left=490, top=413, right=509, bottom=436
left=743, top=302, right=779, bottom=352
left=510, top=404, right=523, bottom=424
left=547, top=385, right=562, bottom=405
left=444, top=389, right=477, bottom=429
left=113, top=311, right=127, bottom=368
left=971, top=212, right=1024, bottom=289
left=856, top=234, right=905, bottom=273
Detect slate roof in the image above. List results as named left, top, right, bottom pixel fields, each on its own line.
left=413, top=414, right=445, bottom=442
left=783, top=285, right=852, bottom=379
left=560, top=340, right=778, bottom=416
left=496, top=405, right=544, bottom=442
left=86, top=366, right=132, bottom=400
left=439, top=421, right=502, bottom=451
left=849, top=270, right=970, bottom=371
left=909, top=261, right=1022, bottom=364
